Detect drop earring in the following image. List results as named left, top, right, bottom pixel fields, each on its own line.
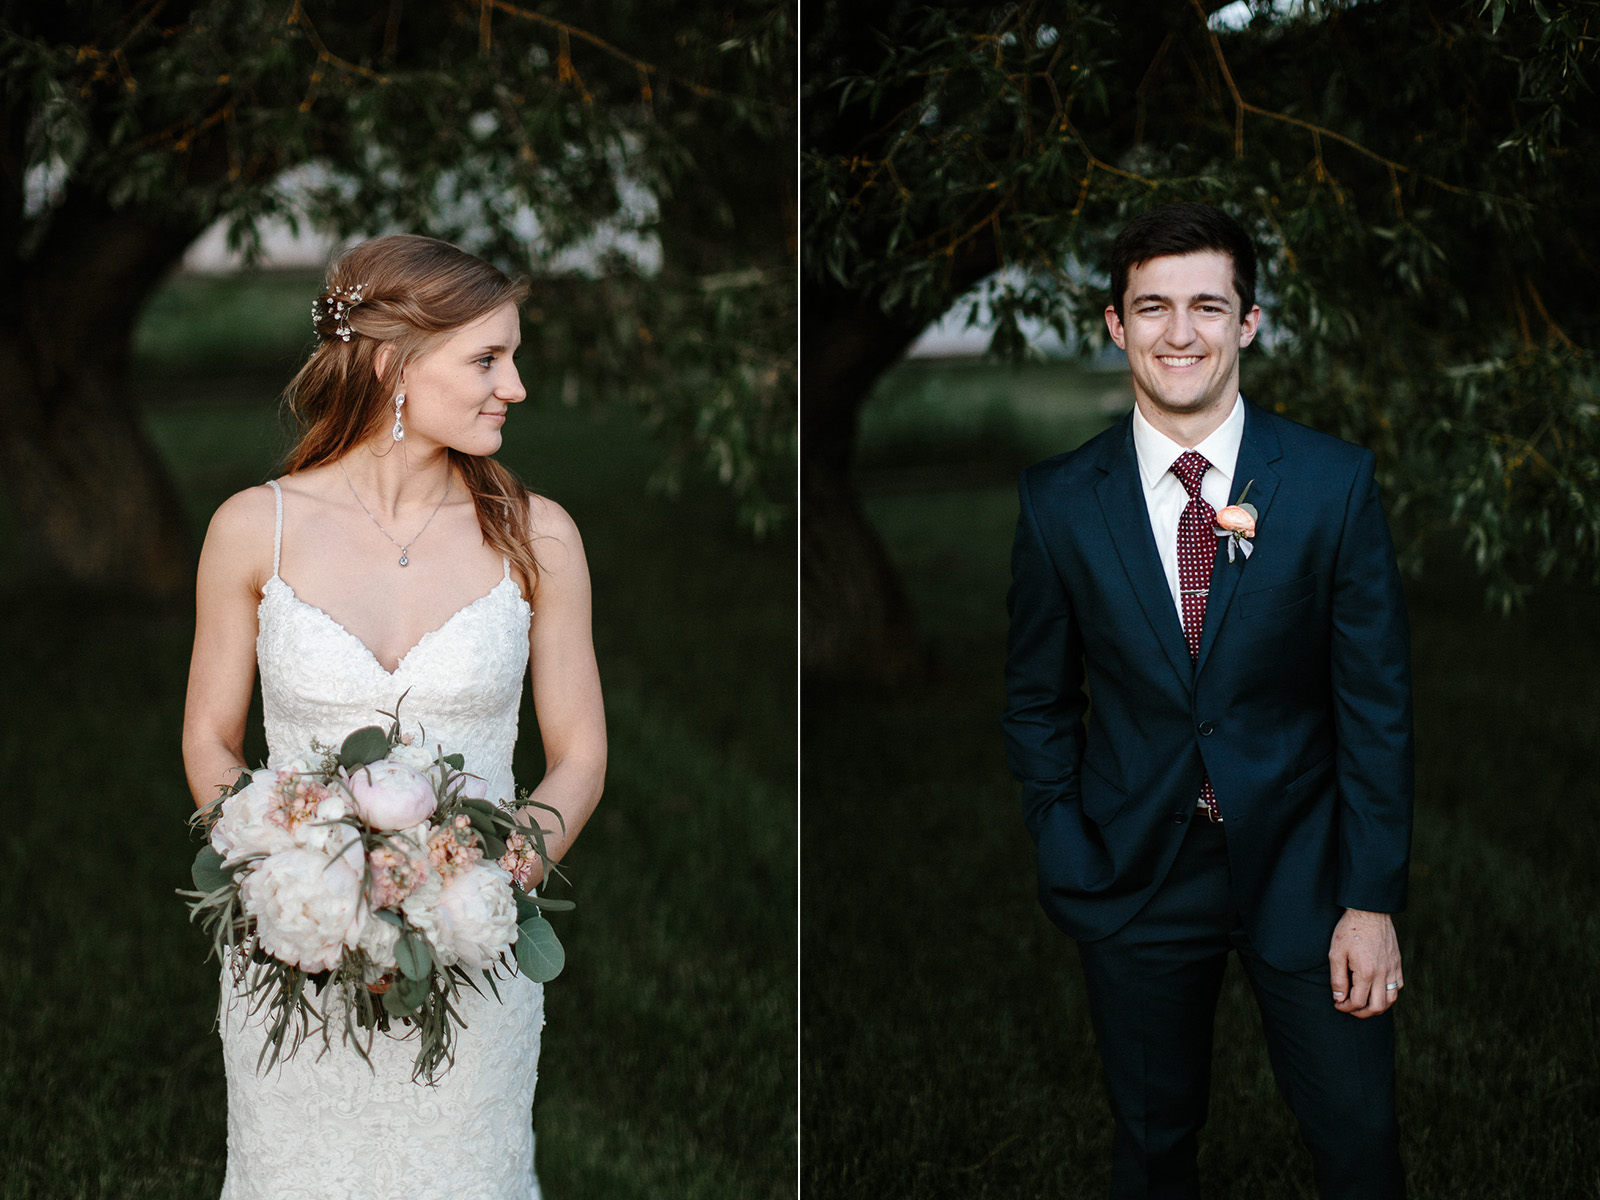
left=392, top=393, right=405, bottom=442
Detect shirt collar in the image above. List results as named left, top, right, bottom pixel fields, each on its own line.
left=1131, top=393, right=1246, bottom=492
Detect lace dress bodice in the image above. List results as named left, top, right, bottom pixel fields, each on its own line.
left=218, top=479, right=545, bottom=1200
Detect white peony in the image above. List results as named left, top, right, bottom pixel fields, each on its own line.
left=386, top=742, right=438, bottom=773
left=209, top=769, right=294, bottom=866
left=294, top=816, right=359, bottom=860
left=315, top=794, right=348, bottom=822
left=342, top=760, right=437, bottom=831
left=355, top=912, right=402, bottom=971
left=404, top=863, right=517, bottom=970
left=240, top=845, right=364, bottom=972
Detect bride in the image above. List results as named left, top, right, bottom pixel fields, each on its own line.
left=181, top=234, right=606, bottom=1199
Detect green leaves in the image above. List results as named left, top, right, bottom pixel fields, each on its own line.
left=338, top=726, right=390, bottom=771
left=383, top=974, right=430, bottom=1016
left=804, top=0, right=1600, bottom=612
left=395, top=934, right=433, bottom=982
left=513, top=887, right=575, bottom=918
left=191, top=845, right=234, bottom=894
left=459, top=798, right=510, bottom=859
left=514, top=916, right=566, bottom=982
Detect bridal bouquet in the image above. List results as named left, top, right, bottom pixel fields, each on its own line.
left=182, top=701, right=572, bottom=1081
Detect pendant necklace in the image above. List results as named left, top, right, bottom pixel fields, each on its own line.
left=339, top=462, right=450, bottom=567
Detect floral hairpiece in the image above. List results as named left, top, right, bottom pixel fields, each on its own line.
left=311, top=282, right=367, bottom=342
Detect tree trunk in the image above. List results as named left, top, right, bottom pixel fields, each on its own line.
left=800, top=276, right=928, bottom=683
left=0, top=192, right=203, bottom=596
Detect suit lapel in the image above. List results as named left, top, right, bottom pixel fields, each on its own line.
left=1093, top=420, right=1194, bottom=690
left=1194, top=401, right=1282, bottom=677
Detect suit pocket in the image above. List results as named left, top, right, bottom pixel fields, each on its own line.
left=1284, top=752, right=1335, bottom=800
left=1080, top=759, right=1129, bottom=825
left=1237, top=572, right=1317, bottom=618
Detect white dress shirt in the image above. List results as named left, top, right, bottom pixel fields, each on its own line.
left=1131, top=395, right=1245, bottom=624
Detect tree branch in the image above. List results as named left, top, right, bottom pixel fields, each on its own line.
left=1187, top=0, right=1481, bottom=210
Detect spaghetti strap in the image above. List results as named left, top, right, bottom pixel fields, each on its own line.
left=502, top=556, right=511, bottom=581
left=267, top=479, right=283, bottom=579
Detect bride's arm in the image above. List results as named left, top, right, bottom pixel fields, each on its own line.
left=182, top=486, right=274, bottom=809
left=516, top=495, right=607, bottom=876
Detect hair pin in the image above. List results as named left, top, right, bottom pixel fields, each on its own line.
left=311, top=282, right=368, bottom=342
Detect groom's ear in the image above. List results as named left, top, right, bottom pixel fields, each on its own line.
left=1237, top=305, right=1262, bottom=349
left=1105, top=304, right=1127, bottom=350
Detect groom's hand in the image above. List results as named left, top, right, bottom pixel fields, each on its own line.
left=1328, top=908, right=1403, bottom=1018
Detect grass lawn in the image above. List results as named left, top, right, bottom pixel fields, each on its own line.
left=0, top=272, right=796, bottom=1199
left=802, top=359, right=1600, bottom=1198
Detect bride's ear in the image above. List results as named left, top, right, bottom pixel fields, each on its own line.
left=373, top=343, right=397, bottom=388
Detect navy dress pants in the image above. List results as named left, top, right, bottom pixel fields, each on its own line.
left=1073, top=818, right=1404, bottom=1200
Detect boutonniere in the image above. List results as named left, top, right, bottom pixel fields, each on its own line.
left=1215, top=479, right=1257, bottom=562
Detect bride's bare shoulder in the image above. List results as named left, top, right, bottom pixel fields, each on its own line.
left=523, top=493, right=588, bottom=594
left=207, top=483, right=279, bottom=538
left=199, top=483, right=281, bottom=587
left=527, top=492, right=581, bottom=543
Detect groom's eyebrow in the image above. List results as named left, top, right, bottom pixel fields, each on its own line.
left=1130, top=291, right=1233, bottom=308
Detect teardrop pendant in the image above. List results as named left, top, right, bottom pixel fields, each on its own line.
left=392, top=418, right=405, bottom=441
left=399, top=553, right=409, bottom=566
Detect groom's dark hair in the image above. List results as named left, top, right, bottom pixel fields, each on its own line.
left=1108, top=202, right=1258, bottom=321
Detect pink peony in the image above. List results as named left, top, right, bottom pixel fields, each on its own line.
left=454, top=773, right=490, bottom=801
left=342, top=761, right=437, bottom=831
left=1215, top=505, right=1256, bottom=536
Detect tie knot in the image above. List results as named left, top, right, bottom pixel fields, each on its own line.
left=1170, top=451, right=1210, bottom=499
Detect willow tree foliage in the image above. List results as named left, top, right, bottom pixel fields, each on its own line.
left=1, top=0, right=794, bottom=594
left=803, top=0, right=1599, bottom=680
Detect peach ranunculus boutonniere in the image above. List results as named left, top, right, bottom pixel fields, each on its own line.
left=1215, top=479, right=1257, bottom=562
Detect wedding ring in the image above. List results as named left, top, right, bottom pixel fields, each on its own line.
left=1385, top=983, right=1399, bottom=991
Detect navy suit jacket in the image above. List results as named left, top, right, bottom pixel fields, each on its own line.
left=1002, top=401, right=1414, bottom=971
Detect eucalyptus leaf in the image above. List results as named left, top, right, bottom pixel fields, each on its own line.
left=395, top=934, right=433, bottom=981
left=372, top=908, right=404, bottom=927
left=514, top=916, right=565, bottom=982
left=394, top=973, right=430, bottom=1010
left=513, top=888, right=543, bottom=923
left=338, top=726, right=390, bottom=770
left=459, top=798, right=504, bottom=823
left=521, top=894, right=575, bottom=912
left=464, top=809, right=500, bottom=841
left=442, top=753, right=465, bottom=771
left=191, top=845, right=234, bottom=893
left=382, top=985, right=415, bottom=1017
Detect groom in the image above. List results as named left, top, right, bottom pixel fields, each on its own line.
left=1002, top=202, right=1412, bottom=1198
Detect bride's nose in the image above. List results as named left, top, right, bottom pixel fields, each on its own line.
left=501, top=365, right=527, bottom=404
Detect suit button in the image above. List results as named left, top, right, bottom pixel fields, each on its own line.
left=1198, top=720, right=1215, bottom=736
left=1171, top=812, right=1187, bottom=824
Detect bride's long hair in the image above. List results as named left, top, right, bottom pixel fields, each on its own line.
left=281, top=234, right=540, bottom=586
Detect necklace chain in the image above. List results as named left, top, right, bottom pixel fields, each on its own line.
left=339, top=462, right=450, bottom=567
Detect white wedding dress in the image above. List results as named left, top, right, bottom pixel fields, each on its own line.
left=218, top=479, right=545, bottom=1200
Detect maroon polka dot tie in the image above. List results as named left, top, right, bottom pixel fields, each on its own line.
left=1171, top=450, right=1221, bottom=821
